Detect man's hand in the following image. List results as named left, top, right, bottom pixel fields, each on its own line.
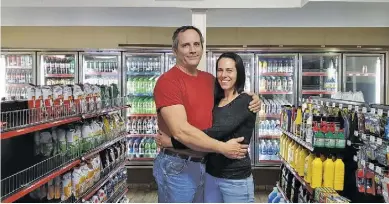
left=219, top=137, right=249, bottom=159
left=246, top=92, right=261, bottom=113
left=156, top=130, right=173, bottom=148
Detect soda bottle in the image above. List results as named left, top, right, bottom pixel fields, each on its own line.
left=142, top=117, right=148, bottom=134
left=271, top=77, right=277, bottom=91
left=151, top=138, right=157, bottom=158
left=127, top=138, right=134, bottom=159
left=277, top=60, right=283, bottom=73
left=282, top=77, right=288, bottom=91
left=144, top=137, right=151, bottom=158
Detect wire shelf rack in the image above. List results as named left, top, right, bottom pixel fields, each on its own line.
left=0, top=129, right=127, bottom=201
left=1, top=96, right=129, bottom=134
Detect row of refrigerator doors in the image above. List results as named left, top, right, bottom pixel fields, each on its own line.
left=1, top=50, right=387, bottom=166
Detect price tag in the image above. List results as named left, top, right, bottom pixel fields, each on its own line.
left=347, top=140, right=352, bottom=146
left=353, top=155, right=358, bottom=162
left=326, top=102, right=330, bottom=107
left=370, top=136, right=376, bottom=143
left=369, top=163, right=375, bottom=170
left=339, top=104, right=343, bottom=109
left=362, top=133, right=367, bottom=140
left=378, top=109, right=383, bottom=116
left=376, top=166, right=382, bottom=175
left=332, top=102, right=336, bottom=108
left=377, top=138, right=383, bottom=145
left=362, top=107, right=367, bottom=113
left=354, top=131, right=359, bottom=137
left=348, top=105, right=353, bottom=110
left=361, top=160, right=366, bottom=167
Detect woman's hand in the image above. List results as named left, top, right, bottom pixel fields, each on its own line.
left=246, top=92, right=261, bottom=113
left=156, top=130, right=174, bottom=148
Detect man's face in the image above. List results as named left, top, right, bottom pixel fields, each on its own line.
left=174, top=29, right=203, bottom=69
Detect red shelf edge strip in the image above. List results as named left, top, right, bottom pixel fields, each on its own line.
left=2, top=160, right=81, bottom=203
left=1, top=117, right=81, bottom=140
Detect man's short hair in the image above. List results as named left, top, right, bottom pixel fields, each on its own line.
left=172, top=26, right=204, bottom=51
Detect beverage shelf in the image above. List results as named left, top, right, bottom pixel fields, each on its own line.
left=258, top=113, right=280, bottom=118
left=278, top=127, right=314, bottom=152
left=85, top=71, right=118, bottom=76
left=127, top=134, right=157, bottom=138
left=127, top=71, right=161, bottom=76
left=45, top=74, right=74, bottom=78
left=280, top=156, right=314, bottom=195
left=6, top=66, right=33, bottom=69
left=128, top=114, right=157, bottom=117
left=128, top=157, right=155, bottom=161
left=1, top=105, right=130, bottom=140
left=258, top=135, right=281, bottom=139
left=258, top=160, right=281, bottom=163
left=302, top=90, right=335, bottom=95
left=346, top=72, right=376, bottom=77
left=302, top=72, right=328, bottom=77
left=1, top=134, right=127, bottom=203
left=276, top=183, right=290, bottom=203
left=259, top=72, right=293, bottom=76
left=128, top=93, right=153, bottom=97
left=259, top=91, right=293, bottom=95
left=114, top=187, right=129, bottom=203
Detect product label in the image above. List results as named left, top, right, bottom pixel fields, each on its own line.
left=314, top=137, right=325, bottom=147
left=336, top=139, right=346, bottom=148
left=326, top=138, right=336, bottom=148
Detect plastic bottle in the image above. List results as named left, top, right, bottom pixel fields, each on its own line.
left=304, top=153, right=314, bottom=184
left=311, top=155, right=323, bottom=188
left=288, top=142, right=297, bottom=167
left=267, top=140, right=274, bottom=160
left=293, top=145, right=301, bottom=170
left=133, top=138, right=139, bottom=158
left=279, top=135, right=284, bottom=158
left=334, top=157, right=345, bottom=190
left=294, top=106, right=303, bottom=137
left=268, top=187, right=278, bottom=203
left=323, top=156, right=335, bottom=188
left=298, top=148, right=308, bottom=176
left=273, top=140, right=280, bottom=160
left=272, top=193, right=282, bottom=203
left=261, top=140, right=267, bottom=160
left=283, top=137, right=290, bottom=161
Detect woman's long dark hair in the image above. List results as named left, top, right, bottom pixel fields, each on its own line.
left=214, top=52, right=246, bottom=105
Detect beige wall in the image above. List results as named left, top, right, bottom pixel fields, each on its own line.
left=1, top=26, right=389, bottom=49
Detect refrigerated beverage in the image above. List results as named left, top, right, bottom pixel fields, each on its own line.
left=276, top=77, right=282, bottom=91
left=139, top=137, right=145, bottom=158
left=133, top=138, right=139, bottom=158
left=287, top=77, right=293, bottom=91
left=271, top=77, right=277, bottom=91
left=151, top=138, right=157, bottom=157
left=282, top=77, right=288, bottom=91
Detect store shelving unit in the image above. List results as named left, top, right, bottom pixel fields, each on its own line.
left=276, top=182, right=290, bottom=203
left=0, top=96, right=130, bottom=203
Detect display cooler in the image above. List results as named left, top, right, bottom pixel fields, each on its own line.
left=0, top=51, right=36, bottom=101
left=37, top=52, right=78, bottom=86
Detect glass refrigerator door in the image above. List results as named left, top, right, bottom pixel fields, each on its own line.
left=124, top=52, right=164, bottom=166
left=343, top=54, right=384, bottom=104
left=255, top=54, right=297, bottom=166
left=165, top=53, right=176, bottom=72
left=80, top=53, right=121, bottom=86
left=38, top=52, right=78, bottom=86
left=299, top=53, right=341, bottom=103
left=1, top=52, right=35, bottom=101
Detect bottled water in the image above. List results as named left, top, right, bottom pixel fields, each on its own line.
left=260, top=140, right=267, bottom=160
left=267, top=140, right=274, bottom=160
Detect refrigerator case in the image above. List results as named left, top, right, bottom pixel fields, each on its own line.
left=165, top=53, right=176, bottom=72
left=124, top=52, right=164, bottom=166
left=255, top=53, right=298, bottom=166
left=0, top=52, right=36, bottom=101
left=37, top=52, right=78, bottom=86
left=299, top=53, right=341, bottom=103
left=79, top=52, right=121, bottom=86
left=210, top=52, right=256, bottom=164
left=343, top=53, right=385, bottom=104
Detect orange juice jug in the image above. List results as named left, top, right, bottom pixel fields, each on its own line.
left=311, top=156, right=323, bottom=188
left=293, top=145, right=301, bottom=170
left=334, top=158, right=345, bottom=190
left=323, top=157, right=335, bottom=188
left=304, top=153, right=314, bottom=183
left=298, top=148, right=308, bottom=176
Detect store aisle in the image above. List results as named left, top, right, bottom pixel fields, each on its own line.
left=126, top=186, right=271, bottom=203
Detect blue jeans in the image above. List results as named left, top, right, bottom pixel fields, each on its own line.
left=204, top=173, right=255, bottom=203
left=153, top=152, right=205, bottom=203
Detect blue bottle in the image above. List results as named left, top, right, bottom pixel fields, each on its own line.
left=272, top=193, right=282, bottom=203
left=268, top=187, right=278, bottom=203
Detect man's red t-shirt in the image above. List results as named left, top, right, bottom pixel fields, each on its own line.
left=153, top=66, right=214, bottom=130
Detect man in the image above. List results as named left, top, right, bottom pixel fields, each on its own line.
left=153, top=25, right=260, bottom=203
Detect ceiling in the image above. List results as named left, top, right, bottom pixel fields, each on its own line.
left=1, top=2, right=389, bottom=27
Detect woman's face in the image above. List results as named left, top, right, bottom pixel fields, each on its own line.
left=217, top=57, right=237, bottom=91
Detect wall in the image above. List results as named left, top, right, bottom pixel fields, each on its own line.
left=2, top=26, right=389, bottom=49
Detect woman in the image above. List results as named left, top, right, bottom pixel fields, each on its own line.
left=157, top=52, right=256, bottom=203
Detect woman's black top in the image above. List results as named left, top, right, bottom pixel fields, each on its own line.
left=171, top=93, right=256, bottom=179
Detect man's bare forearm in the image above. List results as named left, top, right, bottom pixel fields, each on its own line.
left=172, top=122, right=224, bottom=153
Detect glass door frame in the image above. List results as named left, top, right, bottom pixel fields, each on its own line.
left=37, top=51, right=79, bottom=86
left=298, top=52, right=342, bottom=104
left=79, top=51, right=122, bottom=94
left=342, top=53, right=385, bottom=104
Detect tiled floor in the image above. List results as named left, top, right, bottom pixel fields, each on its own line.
left=126, top=185, right=271, bottom=203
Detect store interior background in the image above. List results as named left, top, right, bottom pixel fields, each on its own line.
left=2, top=0, right=389, bottom=198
